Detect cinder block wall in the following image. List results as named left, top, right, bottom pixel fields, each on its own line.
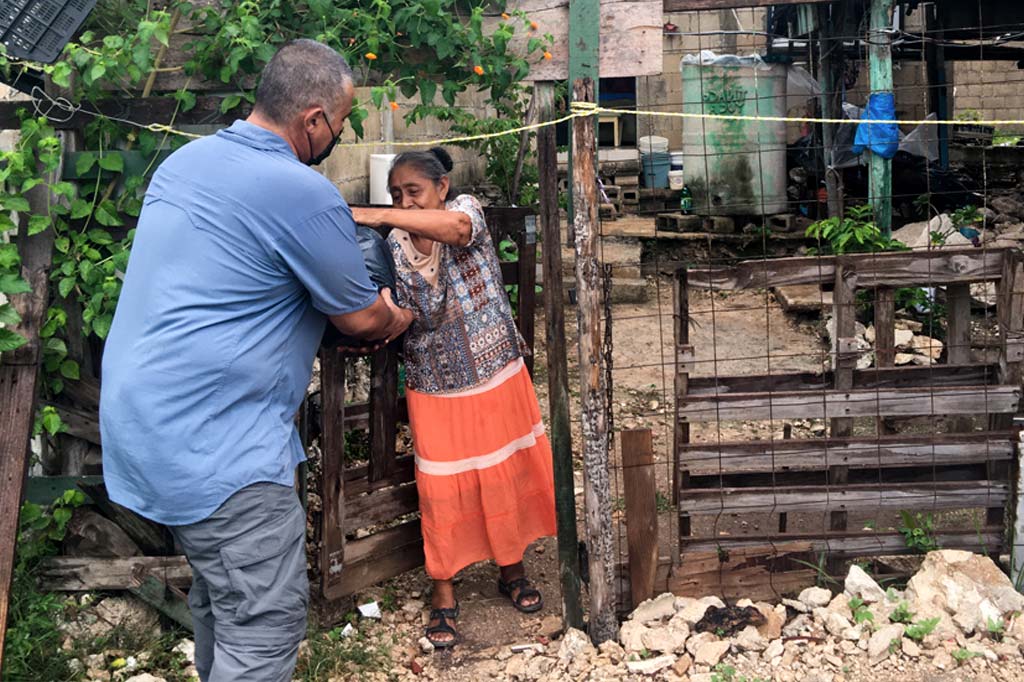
left=953, top=60, right=1024, bottom=133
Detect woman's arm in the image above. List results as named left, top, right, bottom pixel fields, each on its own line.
left=351, top=207, right=472, bottom=247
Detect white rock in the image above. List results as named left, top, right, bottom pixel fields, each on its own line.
left=734, top=625, right=768, bottom=652
left=630, top=592, right=677, bottom=624
left=826, top=593, right=853, bottom=620
left=966, top=641, right=998, bottom=662
left=625, top=654, right=676, bottom=676
left=172, top=639, right=195, bottom=664
left=814, top=607, right=852, bottom=637
left=124, top=676, right=166, bottom=682
left=694, top=640, right=731, bottom=667
left=906, top=550, right=1024, bottom=634
left=618, top=620, right=650, bottom=653
left=418, top=636, right=435, bottom=653
left=764, top=639, right=784, bottom=661
left=845, top=565, right=886, bottom=603
left=894, top=328, right=914, bottom=347
left=932, top=649, right=954, bottom=670
left=894, top=352, right=915, bottom=365
left=867, top=624, right=905, bottom=665
left=525, top=655, right=555, bottom=678
left=685, top=631, right=717, bottom=657
left=841, top=625, right=863, bottom=641
left=799, top=587, right=833, bottom=609
left=902, top=638, right=921, bottom=658
left=641, top=626, right=688, bottom=655
left=675, top=600, right=712, bottom=626
left=782, top=598, right=808, bottom=613
left=783, top=614, right=813, bottom=637
left=558, top=628, right=595, bottom=663
left=910, top=334, right=943, bottom=360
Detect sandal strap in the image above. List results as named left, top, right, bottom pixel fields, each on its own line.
left=503, top=577, right=541, bottom=605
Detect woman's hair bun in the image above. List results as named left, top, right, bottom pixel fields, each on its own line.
left=429, top=146, right=455, bottom=173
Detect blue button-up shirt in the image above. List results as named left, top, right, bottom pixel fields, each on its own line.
left=100, top=120, right=377, bottom=525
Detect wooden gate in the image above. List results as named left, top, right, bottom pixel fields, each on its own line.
left=316, top=207, right=538, bottom=602
left=672, top=247, right=1023, bottom=599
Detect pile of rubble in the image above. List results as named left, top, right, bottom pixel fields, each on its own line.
left=482, top=550, right=1024, bottom=682
left=825, top=315, right=943, bottom=370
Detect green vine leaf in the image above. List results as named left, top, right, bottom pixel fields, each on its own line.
left=70, top=199, right=93, bottom=220
left=0, top=274, right=32, bottom=295
left=93, top=201, right=123, bottom=227
left=59, top=359, right=80, bottom=380
left=92, top=314, right=113, bottom=339
left=75, top=153, right=97, bottom=176
left=0, top=328, right=28, bottom=353
left=27, top=215, right=50, bottom=236
left=87, top=229, right=114, bottom=245
left=58, top=278, right=76, bottom=299
left=220, top=94, right=242, bottom=114
left=0, top=244, right=19, bottom=269
left=98, top=154, right=124, bottom=173
left=2, top=196, right=30, bottom=212
left=0, top=303, right=21, bottom=326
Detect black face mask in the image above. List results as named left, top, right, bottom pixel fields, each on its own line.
left=305, top=112, right=339, bottom=166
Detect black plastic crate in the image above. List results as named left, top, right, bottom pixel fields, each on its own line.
left=1, top=0, right=96, bottom=64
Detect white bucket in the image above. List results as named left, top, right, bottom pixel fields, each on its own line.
left=638, top=135, right=669, bottom=154
left=670, top=151, right=684, bottom=170
left=369, top=153, right=396, bottom=205
left=668, top=170, right=685, bottom=190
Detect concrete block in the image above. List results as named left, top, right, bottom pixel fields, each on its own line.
left=704, top=216, right=735, bottom=234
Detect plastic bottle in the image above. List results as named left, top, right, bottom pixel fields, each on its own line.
left=679, top=185, right=693, bottom=214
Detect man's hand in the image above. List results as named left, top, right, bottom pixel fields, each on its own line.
left=332, top=288, right=412, bottom=355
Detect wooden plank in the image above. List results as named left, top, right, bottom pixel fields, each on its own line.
left=0, top=135, right=65, bottom=667
left=686, top=249, right=1007, bottom=291
left=678, top=385, right=1020, bottom=422
left=874, top=288, right=896, bottom=367
left=681, top=528, right=1004, bottom=558
left=0, top=96, right=244, bottom=132
left=496, top=0, right=661, bottom=82
left=334, top=519, right=424, bottom=597
left=664, top=0, right=831, bottom=9
left=686, top=363, right=1000, bottom=396
left=571, top=76, right=617, bottom=643
left=674, top=269, right=690, bottom=514
left=677, top=481, right=1010, bottom=515
left=868, top=0, right=895, bottom=234
left=343, top=482, right=419, bottom=534
left=995, top=252, right=1024, bottom=537
left=37, top=556, right=192, bottom=591
left=49, top=403, right=100, bottom=445
left=830, top=265, right=855, bottom=538
left=947, top=283, right=972, bottom=365
left=537, top=80, right=583, bottom=630
left=669, top=542, right=817, bottom=601
left=368, top=346, right=398, bottom=482
left=678, top=433, right=1015, bottom=476
left=622, top=430, right=657, bottom=607
left=61, top=374, right=100, bottom=412
left=129, top=575, right=193, bottom=632
left=319, top=349, right=347, bottom=600
left=24, top=475, right=104, bottom=505
left=78, top=482, right=175, bottom=556
left=517, top=215, right=537, bottom=376
left=344, top=455, right=414, bottom=497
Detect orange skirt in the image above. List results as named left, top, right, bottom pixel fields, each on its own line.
left=407, top=358, right=557, bottom=580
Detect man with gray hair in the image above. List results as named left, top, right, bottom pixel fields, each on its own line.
left=99, top=39, right=410, bottom=681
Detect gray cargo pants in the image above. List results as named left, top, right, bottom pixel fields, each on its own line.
left=169, top=482, right=309, bottom=682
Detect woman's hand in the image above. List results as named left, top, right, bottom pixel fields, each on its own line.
left=351, top=207, right=387, bottom=228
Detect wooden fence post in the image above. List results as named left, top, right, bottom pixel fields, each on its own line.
left=0, top=132, right=67, bottom=668
left=319, top=349, right=347, bottom=600
left=571, top=76, right=617, bottom=643
left=536, top=81, right=584, bottom=630
left=829, top=264, right=855, bottom=560
left=868, top=0, right=895, bottom=235
left=622, top=429, right=656, bottom=608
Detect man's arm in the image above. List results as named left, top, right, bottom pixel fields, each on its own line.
left=330, top=288, right=412, bottom=342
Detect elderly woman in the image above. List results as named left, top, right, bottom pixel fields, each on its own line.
left=351, top=148, right=555, bottom=648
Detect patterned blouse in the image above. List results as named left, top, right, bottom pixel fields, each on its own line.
left=387, top=194, right=527, bottom=394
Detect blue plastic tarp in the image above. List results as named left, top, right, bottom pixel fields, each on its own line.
left=851, top=92, right=899, bottom=159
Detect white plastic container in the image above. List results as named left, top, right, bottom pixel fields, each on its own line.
left=369, top=153, right=396, bottom=205
left=670, top=151, right=684, bottom=170
left=668, top=170, right=685, bottom=190
left=638, top=135, right=669, bottom=154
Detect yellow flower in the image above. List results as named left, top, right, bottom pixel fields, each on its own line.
left=110, top=658, right=127, bottom=670
left=365, top=52, right=377, bottom=61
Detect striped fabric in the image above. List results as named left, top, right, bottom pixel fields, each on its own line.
left=407, top=358, right=557, bottom=580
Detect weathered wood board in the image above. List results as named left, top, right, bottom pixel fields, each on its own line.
left=487, top=0, right=663, bottom=81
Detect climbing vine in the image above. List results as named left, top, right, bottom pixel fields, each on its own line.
left=0, top=1, right=551, bottom=428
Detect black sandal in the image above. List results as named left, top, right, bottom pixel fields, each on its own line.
left=425, top=602, right=460, bottom=649
left=498, top=576, right=544, bottom=613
